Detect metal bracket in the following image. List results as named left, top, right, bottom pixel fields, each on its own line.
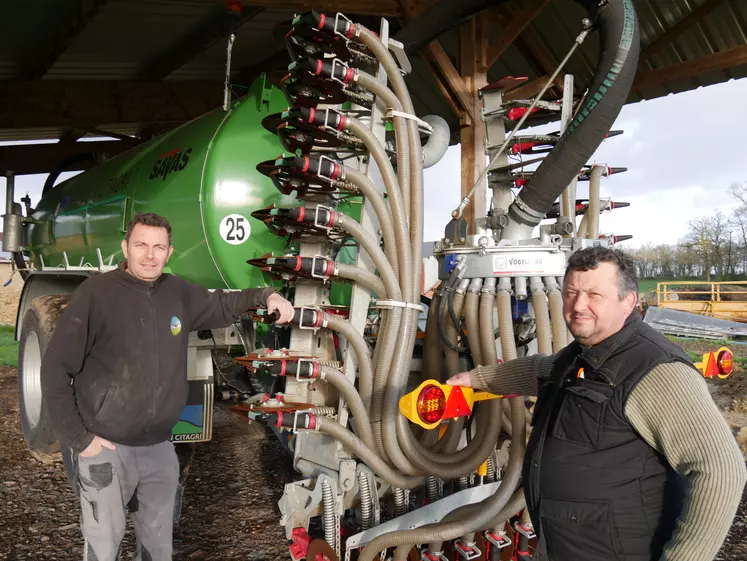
left=314, top=203, right=335, bottom=230
left=333, top=12, right=354, bottom=41
left=328, top=58, right=350, bottom=87
left=454, top=542, right=482, bottom=560
left=422, top=552, right=449, bottom=561
left=294, top=359, right=317, bottom=383
left=485, top=531, right=512, bottom=550
left=387, top=37, right=412, bottom=75
left=292, top=409, right=315, bottom=433
left=338, top=459, right=357, bottom=492
left=297, top=307, right=324, bottom=330
left=310, top=255, right=330, bottom=280
left=515, top=523, right=536, bottom=540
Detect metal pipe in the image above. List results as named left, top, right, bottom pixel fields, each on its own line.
left=514, top=276, right=528, bottom=301
left=4, top=171, right=14, bottom=215
left=587, top=163, right=604, bottom=239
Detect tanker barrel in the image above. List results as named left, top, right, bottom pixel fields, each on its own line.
left=4, top=170, right=13, bottom=214
left=2, top=171, right=23, bottom=253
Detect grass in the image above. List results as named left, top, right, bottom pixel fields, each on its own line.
left=0, top=325, right=18, bottom=367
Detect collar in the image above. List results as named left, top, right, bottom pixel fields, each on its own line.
left=112, top=260, right=166, bottom=292
left=578, top=311, right=642, bottom=369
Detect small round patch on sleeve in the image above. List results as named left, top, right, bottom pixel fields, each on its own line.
left=170, top=316, right=182, bottom=336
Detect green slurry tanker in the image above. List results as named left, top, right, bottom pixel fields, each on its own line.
left=6, top=75, right=313, bottom=456
left=3, top=1, right=641, bottom=558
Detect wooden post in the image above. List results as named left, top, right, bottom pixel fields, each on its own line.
left=459, top=15, right=489, bottom=234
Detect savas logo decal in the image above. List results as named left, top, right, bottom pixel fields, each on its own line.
left=149, top=147, right=192, bottom=181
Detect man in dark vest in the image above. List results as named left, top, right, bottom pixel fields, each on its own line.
left=448, top=246, right=746, bottom=561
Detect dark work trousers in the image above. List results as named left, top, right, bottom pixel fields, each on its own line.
left=76, top=440, right=179, bottom=561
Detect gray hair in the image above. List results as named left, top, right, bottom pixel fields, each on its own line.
left=564, top=246, right=638, bottom=300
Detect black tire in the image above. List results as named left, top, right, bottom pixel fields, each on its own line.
left=18, top=294, right=71, bottom=463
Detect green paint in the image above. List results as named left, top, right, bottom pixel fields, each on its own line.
left=172, top=420, right=202, bottom=435
left=26, top=75, right=292, bottom=292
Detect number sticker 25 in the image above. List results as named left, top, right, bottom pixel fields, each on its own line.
left=219, top=214, right=250, bottom=245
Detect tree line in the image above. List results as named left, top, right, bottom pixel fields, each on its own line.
left=624, top=182, right=747, bottom=282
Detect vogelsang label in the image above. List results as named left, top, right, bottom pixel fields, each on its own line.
left=492, top=252, right=565, bottom=275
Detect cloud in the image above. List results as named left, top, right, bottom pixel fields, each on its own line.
left=421, top=77, right=747, bottom=247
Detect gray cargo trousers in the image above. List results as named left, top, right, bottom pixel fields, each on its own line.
left=75, top=440, right=179, bottom=561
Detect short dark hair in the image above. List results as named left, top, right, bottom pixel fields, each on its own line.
left=564, top=246, right=638, bottom=299
left=125, top=212, right=172, bottom=245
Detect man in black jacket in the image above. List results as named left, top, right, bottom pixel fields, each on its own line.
left=448, top=247, right=745, bottom=561
left=41, top=212, right=294, bottom=561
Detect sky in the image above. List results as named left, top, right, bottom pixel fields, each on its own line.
left=2, top=76, right=747, bottom=256
left=423, top=76, right=747, bottom=248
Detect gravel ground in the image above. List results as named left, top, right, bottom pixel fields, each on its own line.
left=0, top=366, right=296, bottom=561
left=0, top=362, right=745, bottom=560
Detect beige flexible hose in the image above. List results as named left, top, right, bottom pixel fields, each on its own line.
left=335, top=263, right=387, bottom=299
left=357, top=394, right=526, bottom=560
left=342, top=167, right=400, bottom=279
left=323, top=313, right=374, bottom=415
left=464, top=278, right=483, bottom=366
left=344, top=127, right=407, bottom=281
left=319, top=366, right=374, bottom=451
left=544, top=276, right=567, bottom=352
left=316, top=417, right=423, bottom=489
left=530, top=277, right=552, bottom=355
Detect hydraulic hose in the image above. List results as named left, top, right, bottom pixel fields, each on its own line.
left=388, top=278, right=503, bottom=480
left=422, top=114, right=450, bottom=168
left=316, top=416, right=423, bottom=489
left=354, top=57, right=422, bottom=473
left=530, top=277, right=552, bottom=355
left=479, top=279, right=498, bottom=367
left=357, top=395, right=526, bottom=560
left=335, top=263, right=387, bottom=299
left=335, top=213, right=401, bottom=303
left=544, top=276, right=567, bottom=352
left=342, top=167, right=400, bottom=279
left=502, top=0, right=640, bottom=238
left=464, top=279, right=484, bottom=366
left=319, top=366, right=374, bottom=451
left=343, top=125, right=408, bottom=280
left=423, top=291, right=445, bottom=382
left=334, top=211, right=403, bottom=421
left=355, top=31, right=433, bottom=481
left=354, top=70, right=412, bottom=227
left=323, top=313, right=374, bottom=415
left=444, top=279, right=468, bottom=375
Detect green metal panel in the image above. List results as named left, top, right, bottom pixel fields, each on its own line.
left=25, top=76, right=291, bottom=290
left=200, top=75, right=294, bottom=289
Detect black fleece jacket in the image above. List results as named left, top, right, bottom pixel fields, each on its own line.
left=40, top=262, right=276, bottom=453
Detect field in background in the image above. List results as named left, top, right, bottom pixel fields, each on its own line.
left=0, top=325, right=17, bottom=367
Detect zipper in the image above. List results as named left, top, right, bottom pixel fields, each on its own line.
left=594, top=370, right=616, bottom=387
left=149, top=286, right=158, bottom=440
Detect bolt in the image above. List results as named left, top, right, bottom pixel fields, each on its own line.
left=460, top=237, right=465, bottom=243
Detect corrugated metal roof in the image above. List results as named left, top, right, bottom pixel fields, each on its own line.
left=0, top=0, right=746, bottom=141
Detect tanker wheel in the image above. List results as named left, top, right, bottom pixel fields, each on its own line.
left=18, top=295, right=71, bottom=463
left=305, top=539, right=339, bottom=561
